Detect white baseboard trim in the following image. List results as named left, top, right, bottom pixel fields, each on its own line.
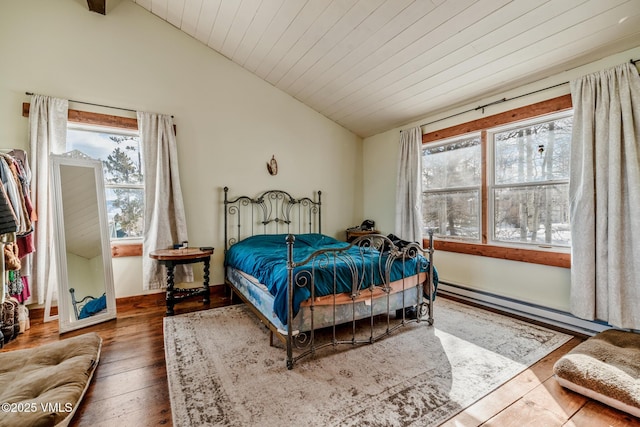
left=437, top=282, right=611, bottom=336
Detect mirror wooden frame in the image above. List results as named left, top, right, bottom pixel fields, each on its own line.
left=50, top=151, right=116, bottom=333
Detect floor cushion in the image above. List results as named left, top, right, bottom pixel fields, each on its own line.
left=0, top=332, right=102, bottom=427
left=553, top=329, right=640, bottom=418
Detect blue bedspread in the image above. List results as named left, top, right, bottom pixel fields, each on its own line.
left=225, top=233, right=437, bottom=325
left=78, top=294, right=107, bottom=319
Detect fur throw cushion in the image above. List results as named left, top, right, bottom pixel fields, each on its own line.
left=553, top=329, right=640, bottom=418
left=0, top=332, right=102, bottom=426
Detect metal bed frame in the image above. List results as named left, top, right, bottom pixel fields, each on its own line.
left=223, top=187, right=435, bottom=369
left=69, top=288, right=104, bottom=320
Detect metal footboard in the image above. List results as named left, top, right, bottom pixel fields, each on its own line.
left=285, top=231, right=435, bottom=369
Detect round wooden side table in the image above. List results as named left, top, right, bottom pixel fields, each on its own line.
left=149, top=247, right=214, bottom=315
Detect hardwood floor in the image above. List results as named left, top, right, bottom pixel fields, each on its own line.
left=3, top=287, right=639, bottom=427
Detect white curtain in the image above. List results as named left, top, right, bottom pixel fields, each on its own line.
left=569, top=62, right=640, bottom=329
left=395, top=126, right=423, bottom=243
left=28, top=94, right=68, bottom=304
left=138, top=112, right=192, bottom=290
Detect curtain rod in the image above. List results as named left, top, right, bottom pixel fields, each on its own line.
left=24, top=92, right=175, bottom=118
left=25, top=91, right=137, bottom=113
left=402, top=57, right=640, bottom=132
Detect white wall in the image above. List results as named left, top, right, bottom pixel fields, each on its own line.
left=363, top=46, right=640, bottom=313
left=0, top=0, right=363, bottom=299
left=66, top=252, right=105, bottom=300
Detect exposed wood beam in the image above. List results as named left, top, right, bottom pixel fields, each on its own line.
left=87, top=0, right=106, bottom=15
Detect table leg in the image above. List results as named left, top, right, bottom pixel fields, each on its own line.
left=165, top=262, right=176, bottom=316
left=202, top=257, right=211, bottom=304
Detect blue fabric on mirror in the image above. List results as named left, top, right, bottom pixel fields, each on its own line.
left=79, top=294, right=107, bottom=319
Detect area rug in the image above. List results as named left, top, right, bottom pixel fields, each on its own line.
left=164, top=298, right=572, bottom=426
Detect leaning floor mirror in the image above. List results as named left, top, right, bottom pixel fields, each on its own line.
left=50, top=151, right=116, bottom=333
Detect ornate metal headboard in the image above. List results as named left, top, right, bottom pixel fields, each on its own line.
left=223, top=187, right=322, bottom=253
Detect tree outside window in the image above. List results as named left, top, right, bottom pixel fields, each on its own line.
left=67, top=127, right=144, bottom=240
left=422, top=135, right=482, bottom=240
left=491, top=115, right=571, bottom=247
left=421, top=111, right=572, bottom=250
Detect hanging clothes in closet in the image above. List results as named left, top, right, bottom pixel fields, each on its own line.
left=0, top=149, right=35, bottom=303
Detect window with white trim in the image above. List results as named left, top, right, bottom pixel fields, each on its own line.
left=67, top=124, right=144, bottom=241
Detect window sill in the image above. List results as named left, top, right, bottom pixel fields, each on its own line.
left=428, top=239, right=570, bottom=268
left=111, top=242, right=142, bottom=258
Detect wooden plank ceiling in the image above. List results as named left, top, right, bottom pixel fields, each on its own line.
left=132, top=0, right=640, bottom=137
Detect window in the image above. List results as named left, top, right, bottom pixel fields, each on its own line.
left=422, top=134, right=482, bottom=241
left=421, top=95, right=573, bottom=267
left=490, top=114, right=571, bottom=247
left=67, top=125, right=144, bottom=241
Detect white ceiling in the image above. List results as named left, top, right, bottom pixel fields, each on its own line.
left=132, top=0, right=640, bottom=137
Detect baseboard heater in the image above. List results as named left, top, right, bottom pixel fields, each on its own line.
left=437, top=281, right=610, bottom=336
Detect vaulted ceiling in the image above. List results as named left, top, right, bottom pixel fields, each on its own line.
left=130, top=0, right=640, bottom=137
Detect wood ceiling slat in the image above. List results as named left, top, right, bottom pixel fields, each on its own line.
left=166, top=0, right=186, bottom=28
left=266, top=0, right=361, bottom=86
left=323, top=0, right=560, bottom=119
left=150, top=0, right=168, bottom=21
left=133, top=0, right=152, bottom=11
left=133, top=0, right=640, bottom=137
left=220, top=0, right=264, bottom=60
left=179, top=0, right=203, bottom=37
left=242, top=0, right=307, bottom=73
left=456, top=6, right=640, bottom=98
left=346, top=11, right=640, bottom=137
left=232, top=0, right=286, bottom=65
left=369, top=0, right=558, bottom=102
left=330, top=0, right=626, bottom=126
left=287, top=0, right=415, bottom=98
left=470, top=0, right=575, bottom=53
left=274, top=0, right=386, bottom=90
left=207, top=1, right=242, bottom=53
left=340, top=0, right=640, bottom=136
left=371, top=0, right=637, bottom=132
left=320, top=0, right=509, bottom=117
left=254, top=1, right=332, bottom=81
left=193, top=0, right=221, bottom=44
left=300, top=0, right=479, bottom=113
left=292, top=0, right=438, bottom=102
